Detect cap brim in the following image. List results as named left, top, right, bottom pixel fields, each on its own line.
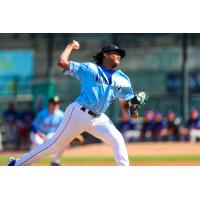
left=116, top=49, right=126, bottom=58
left=104, top=49, right=126, bottom=58
left=49, top=100, right=60, bottom=104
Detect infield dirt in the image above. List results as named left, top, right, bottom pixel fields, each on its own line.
left=2, top=142, right=200, bottom=166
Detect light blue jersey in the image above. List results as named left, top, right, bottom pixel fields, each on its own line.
left=63, top=61, right=134, bottom=114
left=32, top=108, right=64, bottom=135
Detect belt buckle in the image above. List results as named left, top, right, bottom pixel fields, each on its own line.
left=89, top=111, right=100, bottom=118
left=88, top=111, right=96, bottom=117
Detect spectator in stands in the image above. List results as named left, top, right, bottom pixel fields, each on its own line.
left=140, top=110, right=155, bottom=141
left=119, top=110, right=139, bottom=142
left=152, top=112, right=167, bottom=141
left=18, top=103, right=35, bottom=149
left=180, top=108, right=200, bottom=142
left=3, top=102, right=19, bottom=150
left=165, top=111, right=181, bottom=141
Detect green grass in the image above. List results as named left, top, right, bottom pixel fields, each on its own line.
left=1, top=155, right=200, bottom=165
left=130, top=155, right=200, bottom=162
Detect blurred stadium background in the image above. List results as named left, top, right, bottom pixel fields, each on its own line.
left=1, top=33, right=200, bottom=165
left=1, top=33, right=200, bottom=120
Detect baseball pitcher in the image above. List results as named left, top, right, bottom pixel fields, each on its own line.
left=8, top=40, right=147, bottom=166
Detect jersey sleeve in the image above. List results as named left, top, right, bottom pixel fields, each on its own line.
left=63, top=61, right=89, bottom=80
left=119, top=80, right=134, bottom=101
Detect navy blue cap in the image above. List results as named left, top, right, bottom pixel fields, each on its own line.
left=101, top=44, right=126, bottom=58
left=48, top=96, right=60, bottom=103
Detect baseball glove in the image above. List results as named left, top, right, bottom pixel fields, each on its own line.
left=127, top=92, right=148, bottom=117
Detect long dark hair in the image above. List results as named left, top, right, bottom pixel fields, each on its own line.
left=93, top=52, right=103, bottom=66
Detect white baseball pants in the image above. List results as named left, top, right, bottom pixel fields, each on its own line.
left=30, top=132, right=65, bottom=165
left=15, top=102, right=129, bottom=166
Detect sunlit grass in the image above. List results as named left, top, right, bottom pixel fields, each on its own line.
left=1, top=155, right=200, bottom=165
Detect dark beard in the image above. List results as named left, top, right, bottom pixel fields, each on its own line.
left=110, top=64, right=118, bottom=70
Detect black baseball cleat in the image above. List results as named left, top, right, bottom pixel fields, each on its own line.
left=8, top=157, right=16, bottom=166
left=50, top=162, right=61, bottom=166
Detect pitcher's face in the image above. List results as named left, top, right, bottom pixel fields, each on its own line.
left=103, top=51, right=121, bottom=69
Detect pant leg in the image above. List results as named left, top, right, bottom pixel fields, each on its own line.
left=51, top=147, right=67, bottom=164
left=30, top=131, right=66, bottom=165
left=15, top=103, right=86, bottom=166
left=46, top=132, right=68, bottom=165
left=89, top=114, right=129, bottom=166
